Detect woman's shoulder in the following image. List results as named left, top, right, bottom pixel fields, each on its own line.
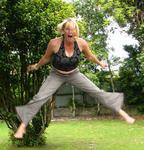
left=48, top=37, right=62, bottom=53
left=75, top=37, right=87, bottom=52
left=49, top=37, right=62, bottom=45
left=75, top=37, right=88, bottom=50
left=76, top=37, right=87, bottom=44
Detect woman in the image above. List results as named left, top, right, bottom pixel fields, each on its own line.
left=14, top=18, right=135, bottom=139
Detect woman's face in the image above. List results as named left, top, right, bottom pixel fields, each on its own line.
left=63, top=22, right=77, bottom=42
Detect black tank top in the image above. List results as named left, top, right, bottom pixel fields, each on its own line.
left=52, top=39, right=81, bottom=71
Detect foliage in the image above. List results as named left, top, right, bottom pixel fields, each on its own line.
left=74, top=0, right=109, bottom=57
left=118, top=45, right=143, bottom=105
left=73, top=0, right=112, bottom=88
left=73, top=0, right=144, bottom=107
left=107, top=0, right=144, bottom=105
left=0, top=0, right=75, bottom=146
left=137, top=52, right=144, bottom=77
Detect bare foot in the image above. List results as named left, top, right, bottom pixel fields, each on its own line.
left=14, top=123, right=26, bottom=139
left=119, top=109, right=135, bottom=124
left=126, top=117, right=135, bottom=124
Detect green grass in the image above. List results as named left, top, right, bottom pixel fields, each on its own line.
left=0, top=118, right=144, bottom=150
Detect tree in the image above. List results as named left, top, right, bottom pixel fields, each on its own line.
left=0, top=0, right=75, bottom=146
left=72, top=0, right=144, bottom=108
left=73, top=0, right=110, bottom=86
left=106, top=0, right=144, bottom=105
left=118, top=45, right=143, bottom=105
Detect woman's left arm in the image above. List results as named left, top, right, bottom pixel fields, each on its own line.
left=80, top=39, right=107, bottom=69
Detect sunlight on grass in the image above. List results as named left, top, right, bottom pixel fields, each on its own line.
left=46, top=119, right=144, bottom=150
left=0, top=118, right=144, bottom=150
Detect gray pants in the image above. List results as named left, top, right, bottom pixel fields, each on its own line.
left=16, top=68, right=123, bottom=126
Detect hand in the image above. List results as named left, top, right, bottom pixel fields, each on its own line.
left=27, top=63, right=38, bottom=72
left=100, top=60, right=108, bottom=69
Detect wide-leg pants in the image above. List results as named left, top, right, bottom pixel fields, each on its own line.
left=16, top=68, right=123, bottom=126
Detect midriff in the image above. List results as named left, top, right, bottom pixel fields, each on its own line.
left=55, top=68, right=77, bottom=74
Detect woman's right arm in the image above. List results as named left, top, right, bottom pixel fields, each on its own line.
left=27, top=39, right=55, bottom=72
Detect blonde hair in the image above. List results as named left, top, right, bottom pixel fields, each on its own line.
left=57, top=18, right=79, bottom=37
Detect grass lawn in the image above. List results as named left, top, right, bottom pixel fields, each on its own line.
left=0, top=117, right=144, bottom=150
